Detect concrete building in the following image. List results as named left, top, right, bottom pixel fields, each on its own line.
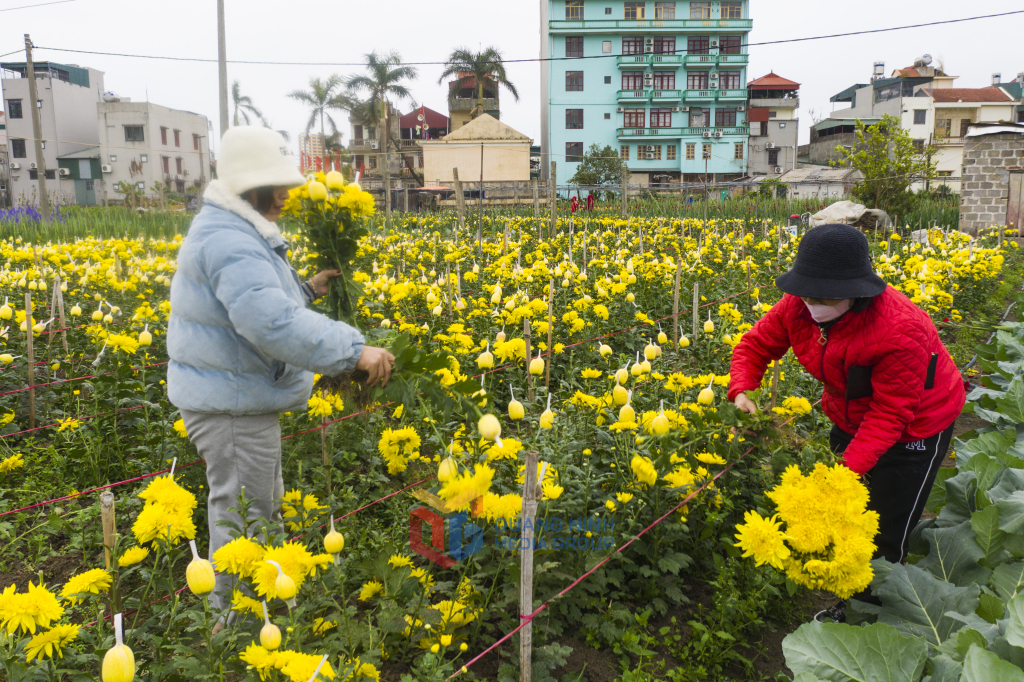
left=421, top=114, right=532, bottom=183
left=449, top=75, right=500, bottom=130
left=810, top=57, right=1017, bottom=192
left=746, top=72, right=799, bottom=176
left=0, top=110, right=9, bottom=208
left=540, top=0, right=752, bottom=185
left=1, top=61, right=105, bottom=206
left=56, top=99, right=210, bottom=206
left=960, top=122, right=1024, bottom=234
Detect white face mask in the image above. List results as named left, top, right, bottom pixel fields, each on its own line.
left=803, top=299, right=853, bottom=323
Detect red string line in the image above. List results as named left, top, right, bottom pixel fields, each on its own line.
left=0, top=361, right=169, bottom=397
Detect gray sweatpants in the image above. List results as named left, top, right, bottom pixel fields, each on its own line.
left=179, top=410, right=284, bottom=614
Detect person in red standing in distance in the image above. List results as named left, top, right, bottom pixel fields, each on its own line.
left=571, top=195, right=579, bottom=214
left=727, top=224, right=965, bottom=623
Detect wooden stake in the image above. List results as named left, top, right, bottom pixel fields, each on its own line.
left=519, top=449, right=540, bottom=682
left=692, top=282, right=699, bottom=340
left=54, top=274, right=68, bottom=358
left=770, top=362, right=781, bottom=410
left=545, top=279, right=554, bottom=389
left=446, top=264, right=453, bottom=316
left=746, top=262, right=751, bottom=289
left=453, top=168, right=466, bottom=237
left=549, top=162, right=557, bottom=240
left=24, top=293, right=34, bottom=430
left=524, top=318, right=534, bottom=405
left=672, top=260, right=682, bottom=350
left=100, top=491, right=116, bottom=570
left=532, top=178, right=540, bottom=234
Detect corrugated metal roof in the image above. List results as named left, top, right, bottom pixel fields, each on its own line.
left=779, top=167, right=862, bottom=182
left=814, top=118, right=879, bottom=132
left=830, top=84, right=868, bottom=103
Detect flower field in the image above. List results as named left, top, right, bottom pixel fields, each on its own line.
left=0, top=188, right=1017, bottom=681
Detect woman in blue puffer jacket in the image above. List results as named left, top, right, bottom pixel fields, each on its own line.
left=168, top=126, right=393, bottom=617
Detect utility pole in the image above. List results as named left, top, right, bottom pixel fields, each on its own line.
left=24, top=35, right=50, bottom=223
left=217, top=0, right=229, bottom=137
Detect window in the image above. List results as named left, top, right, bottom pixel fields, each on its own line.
left=622, top=72, right=645, bottom=90
left=11, top=139, right=26, bottom=158
left=940, top=119, right=952, bottom=137
left=912, top=139, right=924, bottom=152
left=768, top=111, right=777, bottom=118
left=690, top=107, right=711, bottom=126
left=109, top=155, right=117, bottom=162
left=193, top=134, right=201, bottom=150
left=686, top=72, right=709, bottom=89
left=702, top=143, right=711, bottom=159
left=624, top=2, right=646, bottom=19
left=654, top=37, right=675, bottom=54
left=689, top=1, right=711, bottom=19
left=721, top=1, right=743, bottom=18
left=602, top=41, right=612, bottom=53
left=368, top=156, right=377, bottom=169
left=136, top=182, right=145, bottom=190
left=140, top=154, right=148, bottom=163
left=28, top=170, right=56, bottom=180
left=651, top=108, right=673, bottom=127
left=566, top=142, right=584, bottom=162
left=913, top=110, right=927, bottom=125
left=162, top=157, right=170, bottom=174
left=960, top=119, right=972, bottom=137
left=566, top=109, right=584, bottom=129
left=937, top=171, right=953, bottom=177
left=6, top=100, right=22, bottom=119
left=174, top=130, right=181, bottom=147
left=653, top=73, right=676, bottom=89
left=719, top=71, right=741, bottom=89
left=734, top=143, right=744, bottom=159
left=622, top=37, right=644, bottom=55
left=621, top=145, right=630, bottom=160
left=715, top=108, right=738, bottom=127
left=125, top=126, right=145, bottom=142
left=686, top=143, right=696, bottom=160
left=604, top=76, right=612, bottom=84
left=566, top=71, right=584, bottom=91
left=605, top=7, right=612, bottom=14
left=654, top=2, right=676, bottom=19
left=604, top=112, right=611, bottom=119
left=85, top=180, right=94, bottom=191
left=667, top=144, right=677, bottom=160
left=719, top=36, right=742, bottom=54
left=687, top=36, right=709, bottom=55
left=565, top=0, right=584, bottom=19
left=768, top=148, right=779, bottom=166
left=160, top=127, right=168, bottom=145
left=566, top=36, right=584, bottom=58
left=624, top=109, right=646, bottom=128
left=176, top=158, right=183, bottom=174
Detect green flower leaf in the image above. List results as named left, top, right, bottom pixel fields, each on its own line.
left=782, top=621, right=927, bottom=682
left=875, top=563, right=980, bottom=647
left=962, top=644, right=1024, bottom=682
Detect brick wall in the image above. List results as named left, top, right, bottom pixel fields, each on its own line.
left=960, top=133, right=1024, bottom=234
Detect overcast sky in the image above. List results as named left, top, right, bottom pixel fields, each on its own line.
left=2, top=0, right=1022, bottom=150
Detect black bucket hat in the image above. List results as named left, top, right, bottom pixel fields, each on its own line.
left=775, top=224, right=887, bottom=299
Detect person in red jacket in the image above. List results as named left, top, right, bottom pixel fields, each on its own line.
left=728, top=224, right=964, bottom=619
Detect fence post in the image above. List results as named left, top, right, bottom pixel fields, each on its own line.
left=519, top=449, right=540, bottom=682
left=549, top=162, right=557, bottom=240
left=770, top=362, right=781, bottom=410
left=621, top=165, right=628, bottom=219
left=524, top=318, right=534, bottom=405
left=545, top=279, right=554, bottom=390
left=54, top=273, right=68, bottom=357
left=692, top=282, right=699, bottom=341
left=532, top=178, right=541, bottom=234
left=24, top=292, right=34, bottom=430
left=101, top=491, right=116, bottom=570
left=672, top=260, right=682, bottom=350
left=453, top=168, right=466, bottom=237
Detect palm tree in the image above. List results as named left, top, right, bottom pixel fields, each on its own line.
left=231, top=80, right=266, bottom=127
left=438, top=47, right=519, bottom=120
left=287, top=75, right=348, bottom=140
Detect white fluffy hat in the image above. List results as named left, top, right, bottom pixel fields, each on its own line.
left=216, top=126, right=306, bottom=195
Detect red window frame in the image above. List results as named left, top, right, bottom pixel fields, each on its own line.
left=623, top=109, right=646, bottom=128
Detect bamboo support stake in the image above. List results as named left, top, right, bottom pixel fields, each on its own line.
left=453, top=168, right=466, bottom=237
left=770, top=362, right=781, bottom=410
left=672, top=260, right=682, bottom=350
left=446, top=264, right=454, bottom=317
left=524, top=318, right=534, bottom=405
left=100, top=491, right=115, bottom=570
left=746, top=262, right=751, bottom=289
left=549, top=162, right=557, bottom=240
left=545, top=279, right=554, bottom=389
left=54, top=273, right=68, bottom=357
left=519, top=449, right=540, bottom=682
left=532, top=178, right=540, bottom=232
left=24, top=293, right=34, bottom=430
left=692, top=283, right=699, bottom=340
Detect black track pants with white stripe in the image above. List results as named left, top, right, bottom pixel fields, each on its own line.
left=829, top=420, right=955, bottom=565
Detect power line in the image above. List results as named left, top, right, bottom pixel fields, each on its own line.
left=30, top=10, right=1024, bottom=68
left=0, top=0, right=76, bottom=12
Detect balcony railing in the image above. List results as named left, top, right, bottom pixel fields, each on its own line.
left=650, top=89, right=683, bottom=102
left=550, top=18, right=752, bottom=32
left=618, top=127, right=685, bottom=138
left=683, top=126, right=749, bottom=136
left=684, top=89, right=716, bottom=101
left=617, top=55, right=650, bottom=68
left=684, top=54, right=717, bottom=67
left=718, top=53, right=749, bottom=65
left=450, top=98, right=498, bottom=112
left=934, top=136, right=964, bottom=146
left=716, top=89, right=748, bottom=100
left=650, top=54, right=683, bottom=68
left=617, top=89, right=650, bottom=102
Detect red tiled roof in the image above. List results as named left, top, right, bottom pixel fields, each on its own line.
left=746, top=72, right=800, bottom=89
left=932, top=88, right=1013, bottom=103
left=399, top=106, right=450, bottom=129
left=894, top=67, right=921, bottom=77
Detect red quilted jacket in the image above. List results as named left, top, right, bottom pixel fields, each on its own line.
left=728, top=286, right=965, bottom=475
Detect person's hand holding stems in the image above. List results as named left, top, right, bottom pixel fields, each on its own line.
left=310, top=269, right=342, bottom=296
left=357, top=346, right=395, bottom=387
left=731, top=392, right=760, bottom=437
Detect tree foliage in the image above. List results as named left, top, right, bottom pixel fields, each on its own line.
left=569, top=144, right=624, bottom=188
left=438, top=47, right=519, bottom=120
left=832, top=114, right=936, bottom=216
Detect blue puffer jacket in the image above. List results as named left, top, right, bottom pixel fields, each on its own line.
left=167, top=180, right=365, bottom=415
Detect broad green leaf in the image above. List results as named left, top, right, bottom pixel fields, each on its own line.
left=1007, top=593, right=1024, bottom=649
left=972, top=505, right=1009, bottom=565
left=965, top=454, right=1007, bottom=494
left=957, top=431, right=1015, bottom=465
left=916, top=522, right=992, bottom=587
left=998, top=491, right=1024, bottom=534
left=926, top=654, right=963, bottom=682
left=989, top=637, right=1024, bottom=668
left=991, top=562, right=1024, bottom=601
left=977, top=593, right=1006, bottom=624
left=943, top=612, right=1000, bottom=643
left=876, top=563, right=980, bottom=646
left=782, top=622, right=927, bottom=682
left=909, top=518, right=935, bottom=557
left=793, top=673, right=822, bottom=682
left=938, top=629, right=992, bottom=662
left=997, top=332, right=1024, bottom=364
left=988, top=468, right=1024, bottom=504
left=926, top=468, right=959, bottom=514
left=962, top=644, right=1024, bottom=682
left=937, top=471, right=978, bottom=527
left=995, top=377, right=1024, bottom=424
left=975, top=406, right=1013, bottom=427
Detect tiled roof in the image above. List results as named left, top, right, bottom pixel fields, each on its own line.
left=747, top=72, right=800, bottom=89
left=932, top=88, right=1013, bottom=103
left=893, top=67, right=922, bottom=77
